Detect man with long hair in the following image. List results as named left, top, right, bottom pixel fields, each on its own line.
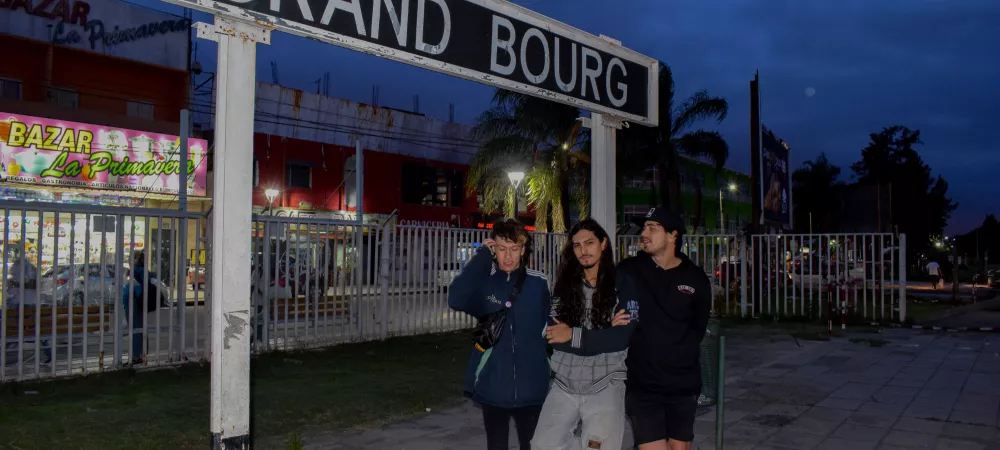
left=532, top=218, right=634, bottom=450
left=621, top=208, right=711, bottom=450
left=448, top=218, right=552, bottom=450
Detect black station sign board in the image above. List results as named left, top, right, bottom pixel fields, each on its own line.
left=164, top=0, right=659, bottom=125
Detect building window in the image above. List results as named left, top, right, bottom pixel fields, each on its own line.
left=0, top=78, right=22, bottom=100
left=126, top=100, right=155, bottom=120
left=287, top=164, right=311, bottom=188
left=401, top=162, right=463, bottom=207
left=46, top=87, right=79, bottom=108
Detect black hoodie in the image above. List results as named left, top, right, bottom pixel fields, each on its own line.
left=618, top=251, right=712, bottom=396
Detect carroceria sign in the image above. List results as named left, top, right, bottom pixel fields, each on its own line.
left=163, top=0, right=658, bottom=125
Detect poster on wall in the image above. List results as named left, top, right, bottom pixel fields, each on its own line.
left=0, top=0, right=190, bottom=70
left=760, top=125, right=791, bottom=229
left=0, top=112, right=209, bottom=196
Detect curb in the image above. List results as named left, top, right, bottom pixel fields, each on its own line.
left=881, top=322, right=1000, bottom=333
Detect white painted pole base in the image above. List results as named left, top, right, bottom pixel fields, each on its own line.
left=582, top=113, right=624, bottom=234
left=195, top=17, right=270, bottom=449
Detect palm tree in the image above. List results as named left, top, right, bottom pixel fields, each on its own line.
left=467, top=89, right=586, bottom=233
left=620, top=63, right=729, bottom=231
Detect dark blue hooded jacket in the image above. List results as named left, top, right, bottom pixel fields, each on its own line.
left=447, top=246, right=551, bottom=409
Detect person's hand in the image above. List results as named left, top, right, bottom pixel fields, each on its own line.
left=483, top=238, right=496, bottom=255
left=611, top=309, right=631, bottom=327
left=546, top=318, right=572, bottom=344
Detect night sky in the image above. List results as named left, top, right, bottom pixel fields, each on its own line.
left=141, top=0, right=1000, bottom=234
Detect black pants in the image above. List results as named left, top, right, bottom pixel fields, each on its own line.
left=482, top=404, right=542, bottom=450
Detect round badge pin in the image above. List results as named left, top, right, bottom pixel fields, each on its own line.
left=504, top=301, right=512, bottom=308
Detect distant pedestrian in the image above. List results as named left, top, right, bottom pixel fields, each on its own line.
left=926, top=260, right=943, bottom=290
left=448, top=219, right=551, bottom=450
left=122, top=251, right=158, bottom=365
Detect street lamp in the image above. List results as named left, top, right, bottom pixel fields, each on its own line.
left=507, top=171, right=525, bottom=219
left=720, top=183, right=738, bottom=233
left=264, top=188, right=280, bottom=216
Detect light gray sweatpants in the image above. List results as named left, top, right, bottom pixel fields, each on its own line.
left=530, top=380, right=627, bottom=450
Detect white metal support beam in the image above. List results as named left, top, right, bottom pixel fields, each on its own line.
left=194, top=16, right=270, bottom=450
left=582, top=113, right=625, bottom=234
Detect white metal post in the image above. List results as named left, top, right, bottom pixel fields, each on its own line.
left=195, top=16, right=270, bottom=449
left=740, top=237, right=749, bottom=317
left=585, top=113, right=623, bottom=233
left=898, top=233, right=907, bottom=322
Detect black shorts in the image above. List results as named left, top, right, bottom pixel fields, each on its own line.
left=625, top=388, right=698, bottom=444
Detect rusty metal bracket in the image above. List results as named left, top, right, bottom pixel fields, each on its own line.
left=194, top=18, right=271, bottom=45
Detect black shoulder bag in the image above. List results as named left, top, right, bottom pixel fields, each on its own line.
left=473, top=268, right=526, bottom=352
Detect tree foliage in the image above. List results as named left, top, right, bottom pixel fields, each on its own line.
left=851, top=126, right=957, bottom=253
left=467, top=90, right=585, bottom=232
left=792, top=153, right=843, bottom=233
left=619, top=63, right=729, bottom=230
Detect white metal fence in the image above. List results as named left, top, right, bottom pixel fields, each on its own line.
left=0, top=201, right=209, bottom=382
left=747, top=233, right=907, bottom=322
left=1, top=200, right=907, bottom=382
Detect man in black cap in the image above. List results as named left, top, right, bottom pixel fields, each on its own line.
left=617, top=207, right=711, bottom=450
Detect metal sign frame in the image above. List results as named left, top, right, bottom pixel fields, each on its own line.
left=163, top=0, right=659, bottom=126
left=169, top=1, right=661, bottom=447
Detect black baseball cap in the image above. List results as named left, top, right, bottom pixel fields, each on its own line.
left=635, top=207, right=685, bottom=232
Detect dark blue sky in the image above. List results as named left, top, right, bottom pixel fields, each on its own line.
left=144, top=0, right=999, bottom=234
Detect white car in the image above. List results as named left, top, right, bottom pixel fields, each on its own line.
left=436, top=263, right=462, bottom=290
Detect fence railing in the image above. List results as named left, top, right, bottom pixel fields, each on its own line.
left=0, top=201, right=209, bottom=382
left=1, top=200, right=908, bottom=382
left=748, top=233, right=905, bottom=322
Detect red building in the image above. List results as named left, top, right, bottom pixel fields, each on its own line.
left=0, top=0, right=191, bottom=137
left=243, top=82, right=534, bottom=229
left=250, top=133, right=479, bottom=228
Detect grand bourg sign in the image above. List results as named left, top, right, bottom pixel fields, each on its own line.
left=163, top=0, right=659, bottom=125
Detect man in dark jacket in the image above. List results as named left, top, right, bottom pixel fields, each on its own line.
left=619, top=208, right=711, bottom=450
left=448, top=219, right=551, bottom=450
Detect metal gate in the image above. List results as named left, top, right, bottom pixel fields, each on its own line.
left=0, top=200, right=210, bottom=382
left=749, top=233, right=906, bottom=322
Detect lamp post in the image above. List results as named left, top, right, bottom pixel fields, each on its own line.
left=720, top=183, right=738, bottom=233
left=507, top=171, right=525, bottom=219
left=265, top=188, right=279, bottom=216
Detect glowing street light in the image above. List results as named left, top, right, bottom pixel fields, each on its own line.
left=720, top=183, right=739, bottom=233
left=265, top=188, right=280, bottom=216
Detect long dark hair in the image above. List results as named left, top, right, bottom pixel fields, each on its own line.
left=552, top=219, right=616, bottom=329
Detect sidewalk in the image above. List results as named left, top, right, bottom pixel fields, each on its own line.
left=301, top=327, right=1000, bottom=450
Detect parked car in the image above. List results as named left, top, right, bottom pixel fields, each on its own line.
left=38, top=264, right=120, bottom=307
left=436, top=262, right=462, bottom=290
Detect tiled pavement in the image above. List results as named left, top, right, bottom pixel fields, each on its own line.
left=303, top=328, right=1000, bottom=449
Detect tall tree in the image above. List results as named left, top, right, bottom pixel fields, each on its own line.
left=955, top=214, right=999, bottom=266
left=851, top=125, right=957, bottom=254
left=619, top=63, right=729, bottom=229
left=792, top=153, right=843, bottom=233
left=467, top=90, right=585, bottom=232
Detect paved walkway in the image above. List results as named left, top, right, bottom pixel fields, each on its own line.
left=303, top=327, right=1000, bottom=450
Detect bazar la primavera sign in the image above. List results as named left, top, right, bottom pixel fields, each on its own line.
left=0, top=114, right=209, bottom=195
